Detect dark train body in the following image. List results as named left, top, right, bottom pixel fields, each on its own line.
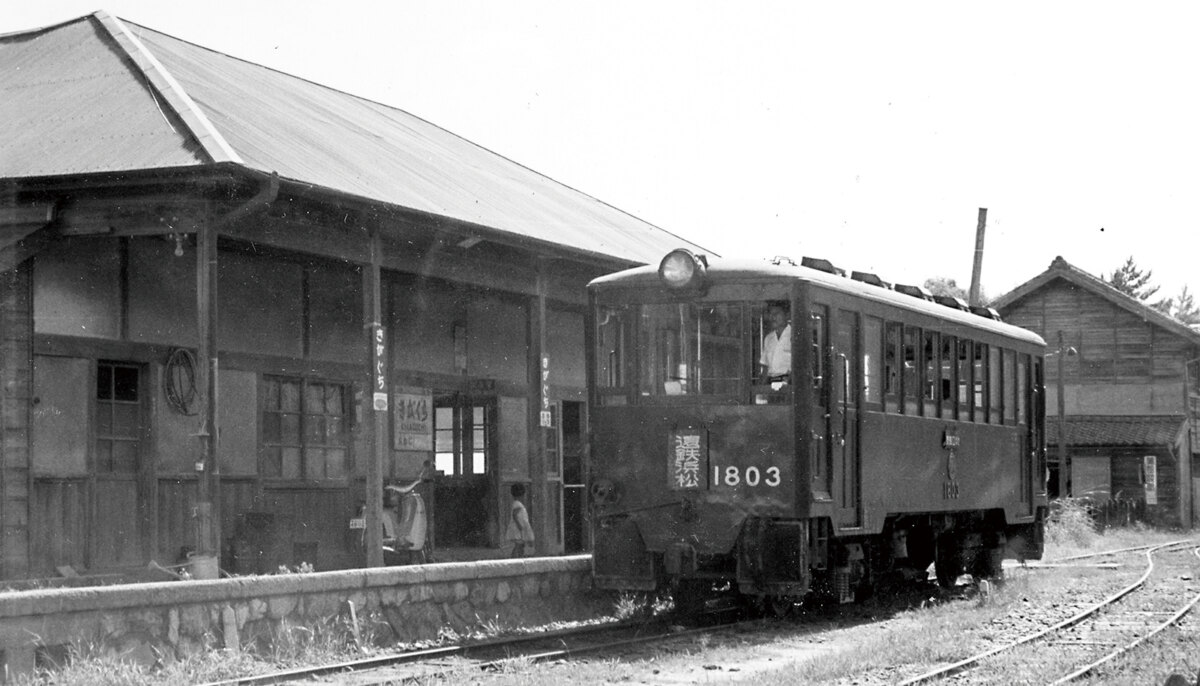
left=586, top=250, right=1047, bottom=605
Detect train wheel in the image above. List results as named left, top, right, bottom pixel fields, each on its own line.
left=934, top=536, right=963, bottom=589
left=767, top=594, right=796, bottom=618
left=672, top=579, right=709, bottom=617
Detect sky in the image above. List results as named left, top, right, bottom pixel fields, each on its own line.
left=6, top=2, right=1199, bottom=302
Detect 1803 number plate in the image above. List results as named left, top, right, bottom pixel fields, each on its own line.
left=711, top=465, right=782, bottom=487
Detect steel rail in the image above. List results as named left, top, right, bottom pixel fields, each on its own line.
left=194, top=618, right=661, bottom=686
left=1048, top=545, right=1200, bottom=685
left=896, top=539, right=1196, bottom=686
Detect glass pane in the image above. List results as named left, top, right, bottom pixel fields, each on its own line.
left=958, top=339, right=971, bottom=421
left=435, top=452, right=454, bottom=474
left=281, top=413, right=300, bottom=444
left=265, top=378, right=280, bottom=410
left=326, top=416, right=345, bottom=445
left=305, top=448, right=324, bottom=480
left=261, top=447, right=281, bottom=477
left=902, top=326, right=917, bottom=414
left=863, top=317, right=882, bottom=405
left=941, top=336, right=955, bottom=416
left=922, top=330, right=938, bottom=416
left=280, top=381, right=300, bottom=412
left=113, top=404, right=139, bottom=437
left=263, top=413, right=281, bottom=443
left=113, top=366, right=138, bottom=402
left=596, top=306, right=627, bottom=389
left=96, top=441, right=112, bottom=472
left=435, top=429, right=454, bottom=453
left=472, top=451, right=486, bottom=474
left=97, top=364, right=112, bottom=400
left=325, top=385, right=343, bottom=415
left=1003, top=350, right=1017, bottom=423
left=306, top=415, right=325, bottom=444
left=281, top=447, right=301, bottom=479
left=97, top=404, right=113, bottom=435
left=111, top=440, right=137, bottom=473
left=989, top=349, right=1003, bottom=423
left=884, top=322, right=901, bottom=411
left=304, top=383, right=324, bottom=414
left=326, top=448, right=347, bottom=478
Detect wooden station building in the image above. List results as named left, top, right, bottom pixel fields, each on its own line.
left=995, top=257, right=1199, bottom=528
left=0, top=12, right=707, bottom=579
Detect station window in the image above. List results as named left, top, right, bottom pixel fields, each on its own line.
left=262, top=377, right=348, bottom=480
left=96, top=362, right=141, bottom=473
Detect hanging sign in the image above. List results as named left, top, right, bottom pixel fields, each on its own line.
left=393, top=387, right=432, bottom=451
left=1144, top=455, right=1158, bottom=505
left=539, top=354, right=553, bottom=427
left=372, top=324, right=388, bottom=411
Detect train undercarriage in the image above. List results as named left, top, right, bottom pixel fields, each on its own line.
left=595, top=508, right=1046, bottom=612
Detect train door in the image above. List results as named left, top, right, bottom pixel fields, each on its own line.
left=833, top=311, right=862, bottom=528
left=809, top=304, right=831, bottom=500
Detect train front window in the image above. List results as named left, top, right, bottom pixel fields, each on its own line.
left=637, top=303, right=746, bottom=397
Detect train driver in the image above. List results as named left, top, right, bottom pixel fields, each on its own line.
left=760, top=301, right=791, bottom=390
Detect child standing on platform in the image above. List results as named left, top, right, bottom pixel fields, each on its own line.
left=506, top=483, right=535, bottom=557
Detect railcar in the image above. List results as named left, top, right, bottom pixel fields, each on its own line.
left=586, top=249, right=1047, bottom=607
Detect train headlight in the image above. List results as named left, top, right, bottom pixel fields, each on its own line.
left=658, top=249, right=707, bottom=290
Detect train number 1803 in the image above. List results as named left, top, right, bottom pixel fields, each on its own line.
left=711, top=465, right=782, bottom=487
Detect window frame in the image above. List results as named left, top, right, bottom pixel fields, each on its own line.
left=260, top=375, right=351, bottom=482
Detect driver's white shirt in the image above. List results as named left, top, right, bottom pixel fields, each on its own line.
left=760, top=324, right=792, bottom=376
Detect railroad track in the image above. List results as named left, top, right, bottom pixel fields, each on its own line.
left=898, top=539, right=1200, bottom=685
left=198, top=608, right=751, bottom=685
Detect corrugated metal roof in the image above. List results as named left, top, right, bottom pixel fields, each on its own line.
left=0, top=17, right=206, bottom=174
left=1048, top=415, right=1184, bottom=447
left=0, top=13, right=707, bottom=265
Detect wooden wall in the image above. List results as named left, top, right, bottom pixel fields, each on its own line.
left=0, top=266, right=31, bottom=578
left=1003, top=279, right=1197, bottom=414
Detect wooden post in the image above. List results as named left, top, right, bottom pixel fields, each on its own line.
left=194, top=218, right=220, bottom=563
left=1057, top=330, right=1067, bottom=499
left=363, top=225, right=385, bottom=567
left=528, top=265, right=549, bottom=555
left=968, top=208, right=987, bottom=307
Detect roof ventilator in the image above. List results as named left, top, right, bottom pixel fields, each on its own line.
left=850, top=271, right=891, bottom=289
left=893, top=284, right=934, bottom=301
left=801, top=256, right=845, bottom=276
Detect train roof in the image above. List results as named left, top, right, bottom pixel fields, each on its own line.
left=588, top=254, right=1047, bottom=348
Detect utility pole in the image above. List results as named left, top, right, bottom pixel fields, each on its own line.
left=364, top=224, right=386, bottom=567
left=968, top=208, right=987, bottom=307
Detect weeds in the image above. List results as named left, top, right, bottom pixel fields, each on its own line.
left=1046, top=497, right=1099, bottom=552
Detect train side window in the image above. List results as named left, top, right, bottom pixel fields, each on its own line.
left=1003, top=349, right=1017, bottom=424
left=1016, top=354, right=1028, bottom=425
left=957, top=339, right=972, bottom=421
left=988, top=345, right=1002, bottom=423
left=902, top=326, right=919, bottom=415
left=922, top=330, right=939, bottom=417
left=884, top=322, right=901, bottom=412
left=863, top=317, right=882, bottom=408
left=941, top=335, right=956, bottom=417
left=974, top=344, right=988, bottom=422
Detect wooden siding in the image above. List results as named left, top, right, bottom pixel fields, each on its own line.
left=1003, top=279, right=1197, bottom=414
left=1, top=266, right=31, bottom=578
left=30, top=479, right=86, bottom=576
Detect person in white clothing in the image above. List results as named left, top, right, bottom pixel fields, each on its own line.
left=760, top=302, right=792, bottom=388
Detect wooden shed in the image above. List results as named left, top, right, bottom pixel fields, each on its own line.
left=994, top=257, right=1199, bottom=528
left=0, top=12, right=710, bottom=579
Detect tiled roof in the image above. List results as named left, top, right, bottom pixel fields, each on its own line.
left=0, top=12, right=709, bottom=266
left=1047, top=415, right=1185, bottom=447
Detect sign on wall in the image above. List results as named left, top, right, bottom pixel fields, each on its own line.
left=393, top=387, right=432, bottom=451
left=372, top=324, right=388, bottom=411
left=1144, top=455, right=1158, bottom=505
left=540, top=354, right=553, bottom=428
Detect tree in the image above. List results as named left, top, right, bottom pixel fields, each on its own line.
left=1105, top=256, right=1162, bottom=303
left=923, top=277, right=968, bottom=300
left=1165, top=285, right=1200, bottom=327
